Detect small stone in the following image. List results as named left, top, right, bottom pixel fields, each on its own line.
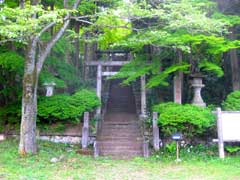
left=66, top=177, right=73, bottom=180
left=59, top=155, right=65, bottom=161
left=50, top=157, right=59, bottom=163
left=66, top=148, right=73, bottom=152
left=0, top=134, right=5, bottom=141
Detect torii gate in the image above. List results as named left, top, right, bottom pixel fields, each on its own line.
left=85, top=53, right=147, bottom=118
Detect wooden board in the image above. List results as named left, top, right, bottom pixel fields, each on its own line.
left=221, top=112, right=240, bottom=141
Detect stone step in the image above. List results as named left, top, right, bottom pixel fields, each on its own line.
left=99, top=132, right=141, bottom=137
left=102, top=121, right=138, bottom=125
left=98, top=141, right=143, bottom=146
left=100, top=150, right=143, bottom=157
left=99, top=146, right=142, bottom=152
left=102, top=123, right=139, bottom=129
left=97, top=136, right=143, bottom=141
left=101, top=129, right=140, bottom=133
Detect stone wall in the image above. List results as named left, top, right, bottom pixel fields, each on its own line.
left=6, top=134, right=96, bottom=145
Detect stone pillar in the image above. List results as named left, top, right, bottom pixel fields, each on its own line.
left=152, top=112, right=160, bottom=151
left=82, top=112, right=89, bottom=149
left=191, top=75, right=206, bottom=107
left=43, top=82, right=56, bottom=97
left=174, top=73, right=183, bottom=104
left=140, top=75, right=147, bottom=117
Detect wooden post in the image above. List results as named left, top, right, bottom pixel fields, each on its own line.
left=81, top=112, right=89, bottom=149
left=152, top=112, right=160, bottom=151
left=94, top=141, right=99, bottom=158
left=217, top=107, right=225, bottom=158
left=143, top=140, right=149, bottom=158
left=173, top=73, right=183, bottom=104
left=96, top=65, right=102, bottom=116
left=141, top=75, right=147, bottom=117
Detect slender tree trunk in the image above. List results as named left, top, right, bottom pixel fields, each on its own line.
left=174, top=49, right=183, bottom=104
left=74, top=22, right=80, bottom=75
left=229, top=27, right=240, bottom=91
left=19, top=39, right=38, bottom=155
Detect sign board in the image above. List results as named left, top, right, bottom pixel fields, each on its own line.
left=221, top=112, right=240, bottom=141
left=216, top=108, right=240, bottom=158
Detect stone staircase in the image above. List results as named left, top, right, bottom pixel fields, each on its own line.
left=97, top=79, right=143, bottom=158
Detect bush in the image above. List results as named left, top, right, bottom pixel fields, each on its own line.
left=222, top=91, right=240, bottom=111
left=153, top=102, right=215, bottom=139
left=0, top=89, right=100, bottom=127
left=38, top=89, right=100, bottom=123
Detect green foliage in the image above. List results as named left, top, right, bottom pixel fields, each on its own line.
left=39, top=70, right=66, bottom=88
left=0, top=103, right=21, bottom=131
left=0, top=51, right=24, bottom=73
left=77, top=0, right=96, bottom=15
left=199, top=61, right=223, bottom=77
left=0, top=5, right=68, bottom=43
left=165, top=141, right=176, bottom=154
left=111, top=52, right=189, bottom=87
left=96, top=11, right=132, bottom=49
left=38, top=89, right=100, bottom=123
left=222, top=91, right=240, bottom=111
left=39, top=35, right=81, bottom=89
left=146, top=63, right=190, bottom=87
left=0, top=90, right=100, bottom=125
left=212, top=12, right=240, bottom=26
left=153, top=102, right=215, bottom=139
left=225, top=145, right=240, bottom=154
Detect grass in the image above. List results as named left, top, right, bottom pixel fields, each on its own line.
left=0, top=139, right=240, bottom=180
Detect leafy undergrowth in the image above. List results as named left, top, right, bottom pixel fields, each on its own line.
left=1, top=139, right=240, bottom=180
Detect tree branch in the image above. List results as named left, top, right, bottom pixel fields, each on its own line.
left=36, top=0, right=81, bottom=74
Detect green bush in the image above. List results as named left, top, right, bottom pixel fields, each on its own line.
left=222, top=91, right=240, bottom=111
left=0, top=89, right=100, bottom=127
left=153, top=102, right=215, bottom=139
left=38, top=89, right=100, bottom=123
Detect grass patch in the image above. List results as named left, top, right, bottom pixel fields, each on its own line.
left=0, top=138, right=240, bottom=180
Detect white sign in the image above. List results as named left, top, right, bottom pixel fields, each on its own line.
left=221, top=112, right=240, bottom=141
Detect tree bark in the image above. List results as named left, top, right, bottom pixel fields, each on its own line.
left=19, top=38, right=38, bottom=155
left=229, top=27, right=240, bottom=91
left=74, top=22, right=81, bottom=75
left=19, top=0, right=81, bottom=155
left=174, top=49, right=183, bottom=104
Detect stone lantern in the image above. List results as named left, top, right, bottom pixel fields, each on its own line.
left=43, top=82, right=56, bottom=97
left=190, top=74, right=206, bottom=107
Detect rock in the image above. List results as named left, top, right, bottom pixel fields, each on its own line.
left=0, top=134, right=5, bottom=141
left=59, top=155, right=65, bottom=161
left=50, top=157, right=59, bottom=163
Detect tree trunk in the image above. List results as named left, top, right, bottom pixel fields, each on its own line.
left=74, top=22, right=81, bottom=75
left=18, top=0, right=81, bottom=155
left=19, top=39, right=38, bottom=155
left=174, top=49, right=183, bottom=104
left=229, top=27, right=240, bottom=91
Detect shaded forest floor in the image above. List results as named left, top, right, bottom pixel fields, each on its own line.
left=0, top=139, right=240, bottom=180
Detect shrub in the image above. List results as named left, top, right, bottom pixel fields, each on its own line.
left=0, top=89, right=100, bottom=127
left=222, top=91, right=240, bottom=111
left=153, top=102, right=215, bottom=139
left=38, top=89, right=100, bottom=123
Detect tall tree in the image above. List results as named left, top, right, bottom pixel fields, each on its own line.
left=0, top=0, right=81, bottom=154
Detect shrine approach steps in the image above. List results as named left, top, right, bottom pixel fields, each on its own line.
left=97, top=80, right=143, bottom=158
